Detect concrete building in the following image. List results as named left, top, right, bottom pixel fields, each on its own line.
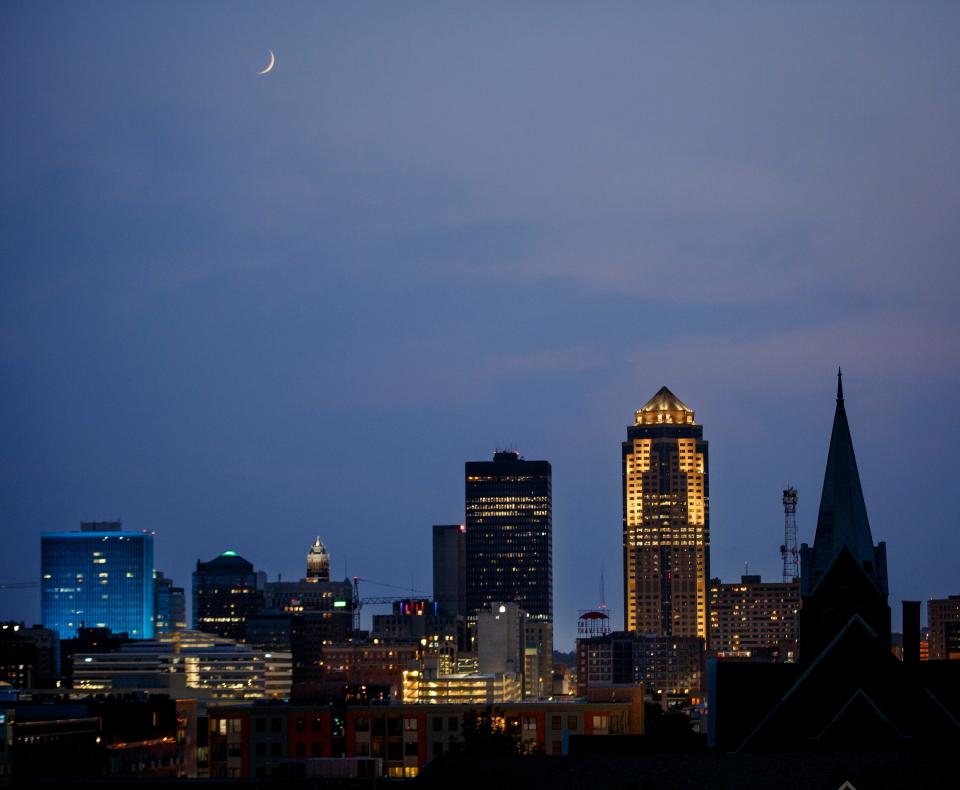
left=622, top=388, right=709, bottom=640
left=70, top=629, right=291, bottom=700
left=401, top=669, right=522, bottom=704
left=477, top=602, right=523, bottom=676
left=927, top=596, right=960, bottom=660
left=708, top=575, right=800, bottom=660
left=41, top=522, right=155, bottom=640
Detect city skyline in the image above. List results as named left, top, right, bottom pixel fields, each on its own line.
left=18, top=375, right=951, bottom=650
left=3, top=3, right=960, bottom=653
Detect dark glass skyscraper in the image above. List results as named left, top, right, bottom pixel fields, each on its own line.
left=432, top=524, right=466, bottom=617
left=41, top=522, right=155, bottom=640
left=465, top=451, right=552, bottom=622
left=192, top=551, right=266, bottom=641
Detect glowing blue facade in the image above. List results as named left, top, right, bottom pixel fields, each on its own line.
left=41, top=522, right=155, bottom=640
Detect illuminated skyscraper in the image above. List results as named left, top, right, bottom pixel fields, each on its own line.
left=622, top=387, right=709, bottom=639
left=41, top=522, right=155, bottom=640
left=306, top=536, right=330, bottom=582
left=465, top=451, right=552, bottom=623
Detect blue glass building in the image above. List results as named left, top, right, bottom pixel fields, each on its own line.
left=41, top=522, right=155, bottom=639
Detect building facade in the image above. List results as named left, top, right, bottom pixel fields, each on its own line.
left=41, top=522, right=155, bottom=640
left=465, top=451, right=552, bottom=624
left=432, top=524, right=466, bottom=618
left=622, top=388, right=709, bottom=640
left=208, top=699, right=642, bottom=779
left=70, top=632, right=292, bottom=700
left=154, top=571, right=186, bottom=634
left=306, top=537, right=330, bottom=582
left=576, top=631, right=704, bottom=699
left=708, top=575, right=800, bottom=659
left=927, top=596, right=960, bottom=661
left=192, top=551, right=266, bottom=641
left=0, top=622, right=58, bottom=687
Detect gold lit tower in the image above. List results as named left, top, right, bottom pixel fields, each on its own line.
left=622, top=387, right=709, bottom=639
left=306, top=536, right=330, bottom=582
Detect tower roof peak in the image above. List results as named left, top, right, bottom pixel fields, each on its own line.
left=635, top=386, right=696, bottom=425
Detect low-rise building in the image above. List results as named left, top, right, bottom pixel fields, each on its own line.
left=927, top=595, right=960, bottom=661
left=208, top=699, right=642, bottom=780
left=401, top=670, right=521, bottom=704
left=708, top=576, right=800, bottom=660
left=576, top=631, right=703, bottom=699
left=71, top=630, right=291, bottom=701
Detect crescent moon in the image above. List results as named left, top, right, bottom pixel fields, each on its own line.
left=258, top=50, right=275, bottom=76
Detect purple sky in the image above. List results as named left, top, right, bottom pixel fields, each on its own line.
left=2, top=2, right=959, bottom=649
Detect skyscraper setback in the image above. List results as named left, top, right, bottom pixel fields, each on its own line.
left=622, top=387, right=709, bottom=639
left=465, top=451, right=552, bottom=623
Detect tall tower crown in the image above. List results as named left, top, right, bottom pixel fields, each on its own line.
left=307, top=536, right=330, bottom=582
left=634, top=386, right=696, bottom=425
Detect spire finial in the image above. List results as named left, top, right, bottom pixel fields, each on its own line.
left=837, top=367, right=844, bottom=401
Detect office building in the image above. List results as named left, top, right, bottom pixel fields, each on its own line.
left=0, top=622, right=57, bottom=687
left=477, top=601, right=524, bottom=676
left=709, top=575, right=800, bottom=660
left=623, top=388, right=709, bottom=639
left=523, top=619, right=554, bottom=699
left=193, top=551, right=266, bottom=641
left=41, top=522, right=155, bottom=640
left=306, top=536, right=330, bottom=582
left=154, top=570, right=186, bottom=634
left=465, top=451, right=552, bottom=626
left=70, top=629, right=292, bottom=700
left=927, top=596, right=960, bottom=660
left=432, top=524, right=466, bottom=617
left=576, top=630, right=703, bottom=699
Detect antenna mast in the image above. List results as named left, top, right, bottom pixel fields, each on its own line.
left=781, top=487, right=800, bottom=582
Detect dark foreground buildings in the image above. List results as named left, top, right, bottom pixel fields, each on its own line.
left=710, top=373, right=960, bottom=751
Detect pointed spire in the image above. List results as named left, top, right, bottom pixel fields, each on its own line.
left=802, top=373, right=887, bottom=597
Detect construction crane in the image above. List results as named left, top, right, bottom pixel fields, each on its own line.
left=351, top=577, right=434, bottom=632
left=0, top=581, right=40, bottom=591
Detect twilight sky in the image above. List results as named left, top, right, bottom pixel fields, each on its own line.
left=2, top=1, right=959, bottom=649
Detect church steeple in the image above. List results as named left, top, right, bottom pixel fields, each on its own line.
left=801, top=371, right=887, bottom=598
